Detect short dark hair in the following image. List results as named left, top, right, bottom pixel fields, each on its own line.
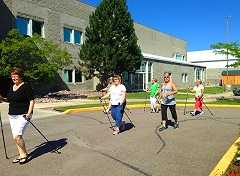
left=11, top=67, right=24, bottom=78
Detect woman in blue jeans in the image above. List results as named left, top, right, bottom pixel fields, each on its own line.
left=101, top=75, right=126, bottom=135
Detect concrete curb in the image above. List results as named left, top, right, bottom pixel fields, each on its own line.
left=63, top=103, right=240, bottom=114
left=209, top=137, right=240, bottom=176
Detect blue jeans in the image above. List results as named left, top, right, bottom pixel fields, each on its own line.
left=111, top=105, right=123, bottom=128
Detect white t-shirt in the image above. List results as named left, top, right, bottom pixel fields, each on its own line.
left=193, top=85, right=204, bottom=97
left=109, top=84, right=126, bottom=105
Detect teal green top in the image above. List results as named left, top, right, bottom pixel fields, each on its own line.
left=149, top=83, right=159, bottom=97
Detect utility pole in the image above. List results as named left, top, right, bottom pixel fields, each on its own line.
left=225, top=16, right=232, bottom=84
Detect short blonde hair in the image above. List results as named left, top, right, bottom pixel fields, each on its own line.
left=113, top=75, right=121, bottom=82
left=11, top=67, right=24, bottom=78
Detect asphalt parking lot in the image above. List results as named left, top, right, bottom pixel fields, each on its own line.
left=0, top=107, right=239, bottom=176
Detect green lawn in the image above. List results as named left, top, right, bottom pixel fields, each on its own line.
left=208, top=99, right=240, bottom=105
left=127, top=92, right=193, bottom=99
left=89, top=87, right=224, bottom=100
left=88, top=92, right=192, bottom=100
left=178, top=86, right=225, bottom=94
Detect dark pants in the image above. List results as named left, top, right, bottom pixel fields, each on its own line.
left=161, top=104, right=178, bottom=122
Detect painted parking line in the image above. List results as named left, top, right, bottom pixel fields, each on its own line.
left=63, top=104, right=240, bottom=114
left=209, top=137, right=240, bottom=176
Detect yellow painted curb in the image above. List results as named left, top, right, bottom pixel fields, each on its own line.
left=209, top=137, right=240, bottom=176
left=63, top=103, right=240, bottom=114
left=63, top=107, right=102, bottom=114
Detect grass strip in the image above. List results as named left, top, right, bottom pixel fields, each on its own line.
left=54, top=99, right=240, bottom=112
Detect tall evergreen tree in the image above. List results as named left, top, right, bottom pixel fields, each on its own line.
left=79, top=0, right=143, bottom=88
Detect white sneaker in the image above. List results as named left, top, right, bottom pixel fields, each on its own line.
left=113, top=127, right=120, bottom=135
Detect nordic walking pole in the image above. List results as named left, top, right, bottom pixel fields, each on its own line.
left=202, top=101, right=214, bottom=117
left=184, top=87, right=189, bottom=115
left=0, top=113, right=9, bottom=159
left=23, top=115, right=61, bottom=154
left=123, top=111, right=135, bottom=128
left=144, top=91, right=148, bottom=112
left=125, top=106, right=132, bottom=114
left=99, top=98, right=114, bottom=129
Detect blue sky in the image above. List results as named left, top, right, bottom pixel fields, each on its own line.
left=80, top=0, right=240, bottom=51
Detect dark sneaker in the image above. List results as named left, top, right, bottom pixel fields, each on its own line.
left=199, top=111, right=204, bottom=116
left=159, top=123, right=167, bottom=131
left=173, top=121, right=179, bottom=129
left=190, top=111, right=195, bottom=116
left=195, top=111, right=201, bottom=116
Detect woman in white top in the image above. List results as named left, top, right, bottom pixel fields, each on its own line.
left=190, top=80, right=204, bottom=116
left=101, top=75, right=126, bottom=135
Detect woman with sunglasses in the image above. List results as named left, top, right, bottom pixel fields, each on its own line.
left=159, top=72, right=179, bottom=129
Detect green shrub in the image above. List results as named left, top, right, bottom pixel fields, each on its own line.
left=233, top=88, right=240, bottom=96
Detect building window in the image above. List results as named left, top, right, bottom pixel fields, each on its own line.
left=64, top=27, right=82, bottom=45
left=136, top=62, right=146, bottom=73
left=16, top=17, right=29, bottom=36
left=148, top=62, right=152, bottom=82
left=75, top=70, right=84, bottom=83
left=63, top=70, right=73, bottom=83
left=74, top=30, right=82, bottom=44
left=32, top=20, right=44, bottom=36
left=182, top=73, right=188, bottom=83
left=195, top=68, right=203, bottom=81
left=175, top=53, right=186, bottom=61
left=64, top=28, right=72, bottom=43
left=16, top=16, right=44, bottom=37
left=63, top=69, right=84, bottom=83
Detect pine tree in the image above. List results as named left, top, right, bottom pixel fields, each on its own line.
left=79, top=0, right=143, bottom=88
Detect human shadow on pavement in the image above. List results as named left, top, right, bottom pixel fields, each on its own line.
left=27, top=138, right=68, bottom=162
left=120, top=123, right=134, bottom=134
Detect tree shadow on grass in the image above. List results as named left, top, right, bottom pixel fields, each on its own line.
left=27, top=138, right=68, bottom=162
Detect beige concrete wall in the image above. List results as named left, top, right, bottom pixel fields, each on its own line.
left=152, top=61, right=195, bottom=88
left=134, top=23, right=187, bottom=58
